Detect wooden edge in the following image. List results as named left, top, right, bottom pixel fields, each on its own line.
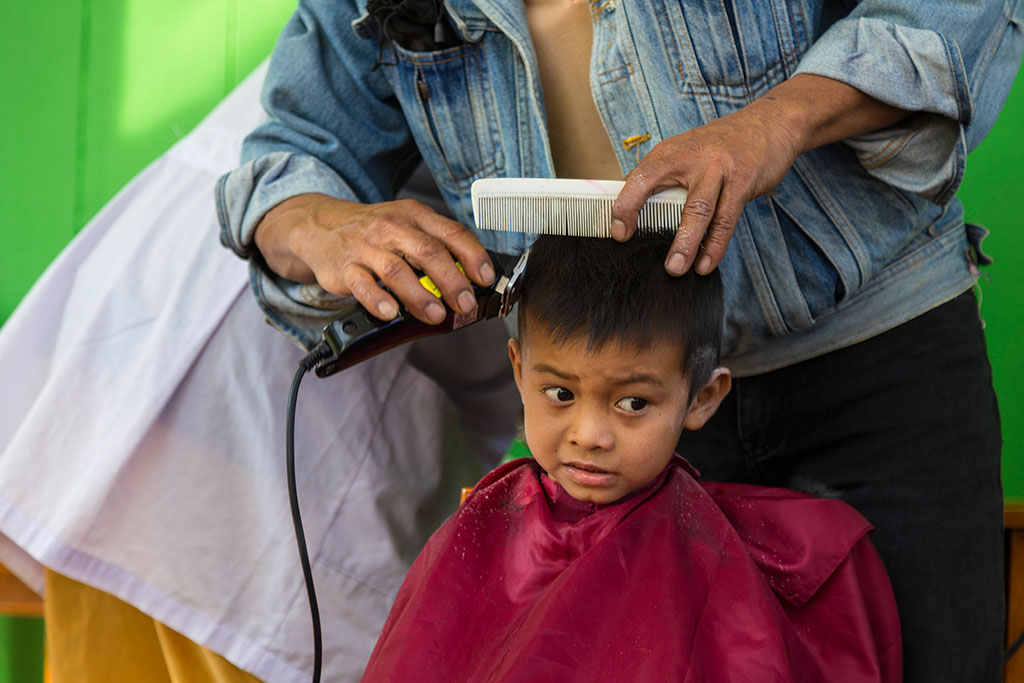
left=1006, top=499, right=1024, bottom=530
left=0, top=563, right=43, bottom=618
left=1006, top=529, right=1024, bottom=681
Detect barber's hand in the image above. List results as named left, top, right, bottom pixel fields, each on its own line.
left=254, top=193, right=495, bottom=324
left=611, top=74, right=911, bottom=277
left=611, top=103, right=801, bottom=276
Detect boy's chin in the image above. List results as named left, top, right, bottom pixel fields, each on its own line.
left=558, top=479, right=634, bottom=506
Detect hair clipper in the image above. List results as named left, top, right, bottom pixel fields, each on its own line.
left=312, top=250, right=527, bottom=378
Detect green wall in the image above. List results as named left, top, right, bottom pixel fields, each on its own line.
left=0, top=2, right=294, bottom=681
left=959, top=81, right=1024, bottom=502
left=0, top=0, right=294, bottom=320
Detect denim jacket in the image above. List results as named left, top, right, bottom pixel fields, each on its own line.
left=216, top=0, right=1023, bottom=376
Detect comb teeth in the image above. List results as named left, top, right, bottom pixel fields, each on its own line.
left=471, top=178, right=688, bottom=237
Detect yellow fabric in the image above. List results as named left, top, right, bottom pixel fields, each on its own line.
left=524, top=0, right=622, bottom=179
left=44, top=569, right=262, bottom=683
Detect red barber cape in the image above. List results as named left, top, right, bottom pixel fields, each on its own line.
left=362, top=457, right=901, bottom=682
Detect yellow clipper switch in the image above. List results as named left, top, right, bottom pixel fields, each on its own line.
left=418, top=262, right=467, bottom=299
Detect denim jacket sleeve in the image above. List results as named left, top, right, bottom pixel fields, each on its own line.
left=215, top=0, right=422, bottom=349
left=794, top=0, right=1023, bottom=205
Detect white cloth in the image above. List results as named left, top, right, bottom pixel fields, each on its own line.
left=0, top=62, right=518, bottom=682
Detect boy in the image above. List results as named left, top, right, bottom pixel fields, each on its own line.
left=362, top=234, right=901, bottom=682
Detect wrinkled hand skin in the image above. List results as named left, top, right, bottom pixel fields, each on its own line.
left=611, top=73, right=910, bottom=276
left=254, top=193, right=495, bottom=325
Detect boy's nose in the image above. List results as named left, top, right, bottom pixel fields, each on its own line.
left=568, top=409, right=614, bottom=451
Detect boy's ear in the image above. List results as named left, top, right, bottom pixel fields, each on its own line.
left=683, top=367, right=732, bottom=431
left=508, top=338, right=524, bottom=398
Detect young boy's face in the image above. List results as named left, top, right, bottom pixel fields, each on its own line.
left=509, top=320, right=729, bottom=505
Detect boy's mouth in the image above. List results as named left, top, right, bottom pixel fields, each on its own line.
left=563, top=461, right=616, bottom=488
left=566, top=461, right=611, bottom=474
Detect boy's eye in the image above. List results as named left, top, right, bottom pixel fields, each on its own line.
left=616, top=397, right=649, bottom=414
left=542, top=387, right=574, bottom=403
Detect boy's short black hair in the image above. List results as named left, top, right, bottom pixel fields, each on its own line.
left=516, top=233, right=723, bottom=397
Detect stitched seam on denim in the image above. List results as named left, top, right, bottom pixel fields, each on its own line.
left=846, top=218, right=968, bottom=293
left=457, top=20, right=501, bottom=33
left=790, top=159, right=870, bottom=288
left=470, top=34, right=506, bottom=180
left=394, top=45, right=469, bottom=66
left=656, top=3, right=709, bottom=112
left=735, top=214, right=791, bottom=337
left=214, top=174, right=248, bottom=259
left=769, top=195, right=854, bottom=305
left=409, top=50, right=503, bottom=188
left=768, top=0, right=787, bottom=73
left=597, top=61, right=634, bottom=85
left=856, top=132, right=904, bottom=166
left=249, top=265, right=317, bottom=350
left=812, top=274, right=975, bottom=358
left=933, top=136, right=965, bottom=206
left=590, top=12, right=631, bottom=173
left=939, top=32, right=973, bottom=128
left=437, top=159, right=502, bottom=188
left=512, top=40, right=531, bottom=172
left=675, top=53, right=799, bottom=101
left=858, top=129, right=917, bottom=169
left=755, top=199, right=815, bottom=330
left=790, top=0, right=810, bottom=73
left=718, top=0, right=748, bottom=81
left=412, top=64, right=457, bottom=182
left=970, top=2, right=1016, bottom=104
left=298, top=285, right=348, bottom=308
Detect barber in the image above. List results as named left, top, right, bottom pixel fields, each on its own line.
left=220, top=1, right=1023, bottom=679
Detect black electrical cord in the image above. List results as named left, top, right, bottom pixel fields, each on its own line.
left=287, top=342, right=332, bottom=683
left=1006, top=628, right=1024, bottom=665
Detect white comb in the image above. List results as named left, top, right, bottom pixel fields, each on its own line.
left=471, top=178, right=688, bottom=237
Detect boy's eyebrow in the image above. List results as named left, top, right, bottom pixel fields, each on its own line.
left=532, top=364, right=667, bottom=388
left=611, top=372, right=667, bottom=388
left=532, top=363, right=578, bottom=381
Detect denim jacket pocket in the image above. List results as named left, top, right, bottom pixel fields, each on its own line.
left=383, top=41, right=505, bottom=194
left=738, top=148, right=927, bottom=337
left=654, top=0, right=809, bottom=103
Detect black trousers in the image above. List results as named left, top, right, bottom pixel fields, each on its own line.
left=679, top=291, right=1005, bottom=682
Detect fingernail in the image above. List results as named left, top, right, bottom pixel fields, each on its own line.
left=666, top=253, right=686, bottom=276
left=426, top=301, right=446, bottom=323
left=696, top=255, right=713, bottom=274
left=377, top=300, right=398, bottom=320
left=458, top=290, right=477, bottom=315
left=610, top=219, right=626, bottom=241
left=480, top=262, right=495, bottom=285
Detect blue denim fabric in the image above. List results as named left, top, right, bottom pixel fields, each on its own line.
left=215, top=0, right=1023, bottom=375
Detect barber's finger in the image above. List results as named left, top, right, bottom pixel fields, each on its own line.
left=611, top=166, right=666, bottom=242
left=401, top=200, right=495, bottom=287
left=367, top=249, right=449, bottom=324
left=694, top=183, right=743, bottom=274
left=666, top=175, right=722, bottom=276
left=387, top=225, right=477, bottom=316
left=341, top=263, right=402, bottom=322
